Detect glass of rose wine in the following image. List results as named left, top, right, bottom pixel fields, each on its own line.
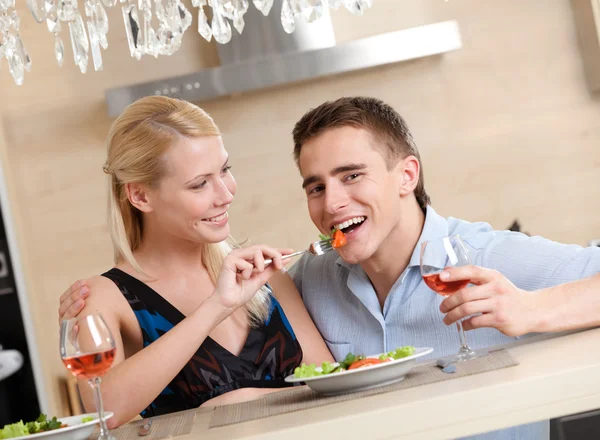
left=60, top=314, right=117, bottom=440
left=420, top=235, right=476, bottom=362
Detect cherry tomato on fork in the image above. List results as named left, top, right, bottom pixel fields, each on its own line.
left=332, top=230, right=347, bottom=249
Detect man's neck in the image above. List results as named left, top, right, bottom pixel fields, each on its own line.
left=361, top=203, right=426, bottom=309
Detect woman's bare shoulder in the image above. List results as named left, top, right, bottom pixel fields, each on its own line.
left=80, top=274, right=129, bottom=315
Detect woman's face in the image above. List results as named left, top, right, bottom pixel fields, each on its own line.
left=144, top=135, right=236, bottom=244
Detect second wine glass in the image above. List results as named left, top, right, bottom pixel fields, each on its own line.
left=420, top=235, right=476, bottom=362
left=60, top=314, right=117, bottom=440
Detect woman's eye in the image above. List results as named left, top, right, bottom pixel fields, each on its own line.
left=191, top=181, right=208, bottom=190
left=221, top=165, right=232, bottom=174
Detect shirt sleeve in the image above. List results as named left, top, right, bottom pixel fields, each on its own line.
left=464, top=229, right=600, bottom=291
left=286, top=253, right=310, bottom=299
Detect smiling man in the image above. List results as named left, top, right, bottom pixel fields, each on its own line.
left=288, top=96, right=600, bottom=440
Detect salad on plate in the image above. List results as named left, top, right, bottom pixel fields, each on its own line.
left=293, top=345, right=416, bottom=378
left=0, top=414, right=95, bottom=439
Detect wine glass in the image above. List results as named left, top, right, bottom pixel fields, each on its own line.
left=420, top=235, right=476, bottom=362
left=60, top=314, right=117, bottom=440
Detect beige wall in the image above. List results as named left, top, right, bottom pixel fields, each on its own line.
left=0, top=0, right=598, bottom=415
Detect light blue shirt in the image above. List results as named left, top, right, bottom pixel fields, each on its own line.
left=289, top=206, right=600, bottom=440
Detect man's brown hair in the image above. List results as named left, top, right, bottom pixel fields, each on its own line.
left=292, top=96, right=430, bottom=211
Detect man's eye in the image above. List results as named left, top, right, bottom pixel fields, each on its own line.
left=309, top=185, right=324, bottom=195
left=344, top=173, right=361, bottom=182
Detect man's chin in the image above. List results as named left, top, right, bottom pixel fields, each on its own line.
left=336, top=248, right=370, bottom=265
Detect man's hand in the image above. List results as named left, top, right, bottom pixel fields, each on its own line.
left=58, top=280, right=89, bottom=322
left=438, top=266, right=537, bottom=337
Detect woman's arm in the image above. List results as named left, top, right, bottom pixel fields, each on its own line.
left=76, top=276, right=233, bottom=428
left=268, top=271, right=334, bottom=364
left=72, top=245, right=291, bottom=427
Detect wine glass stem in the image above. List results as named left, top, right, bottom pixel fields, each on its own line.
left=88, top=377, right=110, bottom=438
left=456, top=319, right=469, bottom=349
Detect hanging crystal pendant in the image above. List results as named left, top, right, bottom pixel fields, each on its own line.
left=300, top=0, right=326, bottom=23
left=92, top=2, right=109, bottom=34
left=2, top=0, right=32, bottom=84
left=46, top=11, right=61, bottom=33
left=122, top=2, right=143, bottom=59
left=69, top=12, right=89, bottom=73
left=57, top=0, right=78, bottom=21
left=144, top=20, right=159, bottom=57
left=342, top=0, right=373, bottom=15
left=54, top=33, right=64, bottom=66
left=27, top=0, right=47, bottom=22
left=281, top=0, right=295, bottom=34
left=252, top=0, right=273, bottom=16
left=15, top=34, right=32, bottom=71
left=4, top=34, right=24, bottom=85
left=211, top=6, right=231, bottom=44
left=87, top=19, right=102, bottom=70
left=197, top=6, right=211, bottom=41
left=179, top=3, right=192, bottom=31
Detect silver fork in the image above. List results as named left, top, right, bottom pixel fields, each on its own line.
left=264, top=238, right=333, bottom=265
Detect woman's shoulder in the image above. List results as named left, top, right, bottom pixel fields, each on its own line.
left=87, top=272, right=121, bottom=292
left=82, top=271, right=131, bottom=310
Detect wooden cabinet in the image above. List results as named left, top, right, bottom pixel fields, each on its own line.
left=551, top=409, right=600, bottom=439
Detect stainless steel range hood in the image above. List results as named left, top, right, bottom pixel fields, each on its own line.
left=105, top=4, right=461, bottom=117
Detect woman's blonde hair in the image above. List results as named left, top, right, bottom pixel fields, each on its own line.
left=104, top=96, right=270, bottom=325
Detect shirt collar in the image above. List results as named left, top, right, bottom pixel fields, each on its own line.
left=335, top=205, right=450, bottom=270
left=407, top=205, right=450, bottom=268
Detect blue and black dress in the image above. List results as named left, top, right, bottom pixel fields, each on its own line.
left=102, top=268, right=303, bottom=417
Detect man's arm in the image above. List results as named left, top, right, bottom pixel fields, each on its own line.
left=529, top=273, right=600, bottom=333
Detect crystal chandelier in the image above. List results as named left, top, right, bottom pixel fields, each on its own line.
left=0, top=0, right=374, bottom=86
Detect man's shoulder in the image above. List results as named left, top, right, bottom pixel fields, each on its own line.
left=291, top=250, right=345, bottom=273
left=288, top=250, right=348, bottom=286
left=445, top=215, right=517, bottom=251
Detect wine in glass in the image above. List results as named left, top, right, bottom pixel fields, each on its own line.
left=420, top=235, right=476, bottom=362
left=60, top=314, right=117, bottom=439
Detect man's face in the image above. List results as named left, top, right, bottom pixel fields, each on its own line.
left=299, top=126, right=406, bottom=264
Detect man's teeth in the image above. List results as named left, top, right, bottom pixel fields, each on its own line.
left=335, top=216, right=366, bottom=231
left=203, top=212, right=227, bottom=222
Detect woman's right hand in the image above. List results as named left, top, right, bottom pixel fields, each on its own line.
left=212, top=245, right=293, bottom=312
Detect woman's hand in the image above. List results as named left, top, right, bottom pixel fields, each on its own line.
left=212, top=245, right=293, bottom=312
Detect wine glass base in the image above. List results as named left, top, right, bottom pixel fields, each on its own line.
left=453, top=345, right=476, bottom=362
left=98, top=433, right=117, bottom=440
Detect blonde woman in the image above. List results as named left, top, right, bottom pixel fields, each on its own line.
left=60, top=96, right=333, bottom=428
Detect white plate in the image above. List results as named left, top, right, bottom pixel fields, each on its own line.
left=2, top=412, right=114, bottom=440
left=285, top=347, right=433, bottom=395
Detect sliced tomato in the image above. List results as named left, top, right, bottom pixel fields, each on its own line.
left=347, top=357, right=389, bottom=370
left=332, top=229, right=347, bottom=249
